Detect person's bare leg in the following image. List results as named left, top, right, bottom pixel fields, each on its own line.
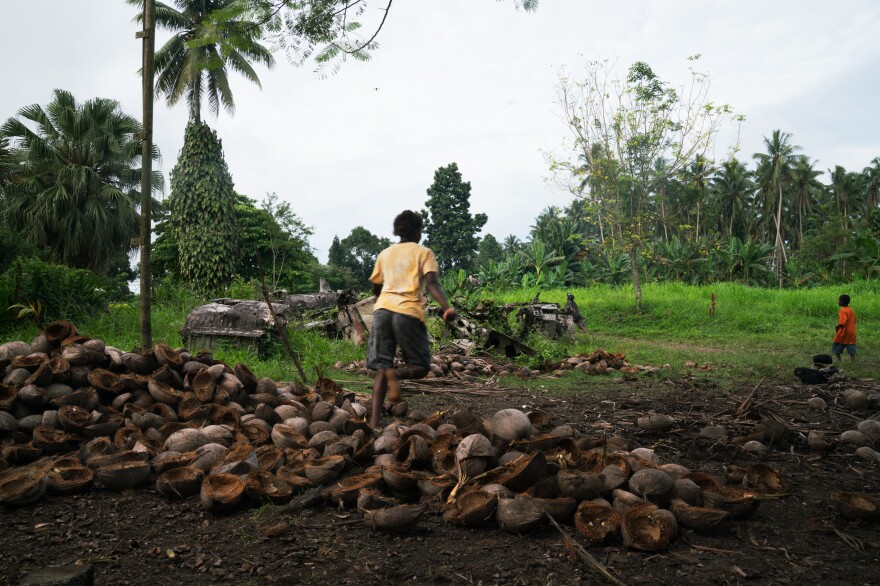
left=385, top=364, right=427, bottom=404
left=370, top=369, right=387, bottom=428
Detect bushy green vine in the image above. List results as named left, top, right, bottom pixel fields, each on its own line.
left=169, top=121, right=238, bottom=294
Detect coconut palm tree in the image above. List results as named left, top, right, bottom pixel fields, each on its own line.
left=0, top=135, right=18, bottom=188
left=754, top=130, right=799, bottom=285
left=129, top=0, right=275, bottom=121
left=828, top=165, right=865, bottom=227
left=710, top=158, right=753, bottom=239
left=679, top=154, right=713, bottom=240
left=0, top=90, right=162, bottom=271
left=862, top=157, right=880, bottom=210
left=789, top=156, right=823, bottom=248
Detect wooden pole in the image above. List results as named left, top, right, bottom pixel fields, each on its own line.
left=138, top=0, right=156, bottom=348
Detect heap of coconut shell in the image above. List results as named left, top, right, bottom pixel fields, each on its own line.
left=336, top=348, right=667, bottom=380
left=0, top=322, right=789, bottom=548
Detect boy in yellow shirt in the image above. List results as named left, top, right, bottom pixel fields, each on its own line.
left=367, top=211, right=456, bottom=428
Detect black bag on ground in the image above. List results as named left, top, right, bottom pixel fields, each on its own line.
left=812, top=354, right=834, bottom=366
left=794, top=367, right=828, bottom=385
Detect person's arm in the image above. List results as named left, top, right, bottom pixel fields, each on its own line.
left=836, top=309, right=848, bottom=331
left=424, top=272, right=456, bottom=321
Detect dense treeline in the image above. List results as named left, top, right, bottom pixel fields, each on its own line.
left=464, top=133, right=880, bottom=293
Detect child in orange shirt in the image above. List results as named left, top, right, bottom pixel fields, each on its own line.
left=832, top=294, right=857, bottom=361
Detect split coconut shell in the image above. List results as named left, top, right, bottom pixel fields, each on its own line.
left=364, top=503, right=427, bottom=533
left=670, top=499, right=730, bottom=532
left=574, top=501, right=622, bottom=543
left=200, top=473, right=246, bottom=511
left=445, top=489, right=497, bottom=526
left=621, top=502, right=678, bottom=551
left=47, top=467, right=95, bottom=496
left=833, top=491, right=880, bottom=522
left=156, top=466, right=205, bottom=499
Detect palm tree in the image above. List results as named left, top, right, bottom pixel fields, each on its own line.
left=0, top=135, right=18, bottom=188
left=828, top=165, right=865, bottom=226
left=789, top=156, right=823, bottom=248
left=710, top=158, right=753, bottom=238
left=129, top=0, right=275, bottom=121
left=754, top=130, right=799, bottom=285
left=0, top=90, right=162, bottom=271
left=680, top=154, right=713, bottom=240
left=862, top=157, right=880, bottom=210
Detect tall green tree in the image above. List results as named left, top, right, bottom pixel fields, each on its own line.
left=331, top=226, right=391, bottom=286
left=168, top=120, right=238, bottom=292
left=754, top=130, right=799, bottom=285
left=475, top=234, right=504, bottom=268
left=828, top=165, right=864, bottom=227
left=421, top=163, right=488, bottom=271
left=679, top=154, right=714, bottom=240
left=129, top=0, right=275, bottom=120
left=789, top=155, right=823, bottom=247
left=549, top=58, right=736, bottom=306
left=0, top=90, right=161, bottom=272
left=711, top=158, right=753, bottom=238
left=863, top=157, right=880, bottom=210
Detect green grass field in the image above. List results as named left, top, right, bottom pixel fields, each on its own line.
left=1, top=281, right=875, bottom=388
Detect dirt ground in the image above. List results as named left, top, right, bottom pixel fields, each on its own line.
left=2, top=374, right=879, bottom=586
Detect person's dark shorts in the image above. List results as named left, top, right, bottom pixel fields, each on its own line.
left=832, top=343, right=857, bottom=356
left=367, top=309, right=431, bottom=370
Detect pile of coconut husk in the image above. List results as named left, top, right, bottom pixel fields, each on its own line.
left=0, top=324, right=792, bottom=549
left=336, top=347, right=667, bottom=381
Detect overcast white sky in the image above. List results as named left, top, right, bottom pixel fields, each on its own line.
left=2, top=1, right=879, bottom=261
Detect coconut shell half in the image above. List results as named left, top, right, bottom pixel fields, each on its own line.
left=558, top=469, right=606, bottom=500
left=446, top=489, right=498, bottom=526
left=157, top=466, right=205, bottom=499
left=574, top=501, right=622, bottom=543
left=0, top=469, right=49, bottom=506
left=670, top=500, right=730, bottom=532
left=246, top=470, right=293, bottom=504
left=200, top=473, right=246, bottom=512
left=496, top=496, right=545, bottom=533
left=833, top=491, right=880, bottom=522
left=621, top=503, right=678, bottom=551
left=364, top=503, right=427, bottom=533
left=327, top=472, right=383, bottom=507
left=499, top=450, right=546, bottom=493
left=96, top=457, right=151, bottom=490
left=701, top=486, right=760, bottom=520
left=47, top=466, right=95, bottom=495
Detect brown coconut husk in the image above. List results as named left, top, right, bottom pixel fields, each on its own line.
left=510, top=434, right=561, bottom=453
left=357, top=488, right=399, bottom=512
left=148, top=379, right=183, bottom=406
left=726, top=464, right=786, bottom=493
left=452, top=410, right=485, bottom=436
left=527, top=495, right=576, bottom=523
left=499, top=450, right=546, bottom=493
left=4, top=443, right=43, bottom=466
left=682, top=472, right=724, bottom=492
left=381, top=464, right=420, bottom=492
left=242, top=421, right=271, bottom=446
left=32, top=427, right=78, bottom=454
left=47, top=467, right=95, bottom=495
left=43, top=321, right=77, bottom=344
left=557, top=469, right=606, bottom=500
left=0, top=384, right=17, bottom=411
left=526, top=409, right=551, bottom=428
left=621, top=502, right=678, bottom=550
left=364, top=503, right=427, bottom=533
left=25, top=361, right=53, bottom=387
left=574, top=501, right=622, bottom=543
left=832, top=491, right=880, bottom=522
left=156, top=466, right=205, bottom=499
left=122, top=351, right=158, bottom=375
left=275, top=467, right=312, bottom=492
left=57, top=405, right=91, bottom=433
left=327, top=472, right=383, bottom=507
left=208, top=405, right=240, bottom=428
left=48, top=357, right=71, bottom=383
left=395, top=435, right=432, bottom=468
left=670, top=499, right=730, bottom=532
left=95, top=456, right=151, bottom=490
left=12, top=353, right=49, bottom=371
left=496, top=496, right=544, bottom=533
left=303, top=455, right=345, bottom=485
left=417, top=475, right=455, bottom=498
left=0, top=468, right=49, bottom=506
left=628, top=468, right=674, bottom=498
left=445, top=489, right=497, bottom=526
left=152, top=451, right=197, bottom=475
left=701, top=486, right=760, bottom=520
left=271, top=424, right=309, bottom=450
left=200, top=473, right=246, bottom=511
left=233, top=363, right=258, bottom=394
left=153, top=342, right=184, bottom=368
left=192, top=369, right=215, bottom=403
left=151, top=364, right=183, bottom=389
left=254, top=445, right=285, bottom=472
left=164, top=428, right=209, bottom=453
left=245, top=470, right=293, bottom=504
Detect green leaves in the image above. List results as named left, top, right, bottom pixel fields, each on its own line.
left=422, top=163, right=487, bottom=272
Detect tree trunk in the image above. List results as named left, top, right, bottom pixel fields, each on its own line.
left=138, top=0, right=156, bottom=349
left=192, top=74, right=201, bottom=122
left=695, top=200, right=701, bottom=240
left=659, top=189, right=669, bottom=240
left=629, top=247, right=642, bottom=310
left=774, top=181, right=787, bottom=287
left=596, top=206, right=605, bottom=245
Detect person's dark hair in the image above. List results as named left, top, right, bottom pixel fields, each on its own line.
left=393, top=210, right=423, bottom=241
left=839, top=294, right=851, bottom=306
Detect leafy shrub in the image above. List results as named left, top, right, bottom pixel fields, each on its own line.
left=0, top=257, right=119, bottom=327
